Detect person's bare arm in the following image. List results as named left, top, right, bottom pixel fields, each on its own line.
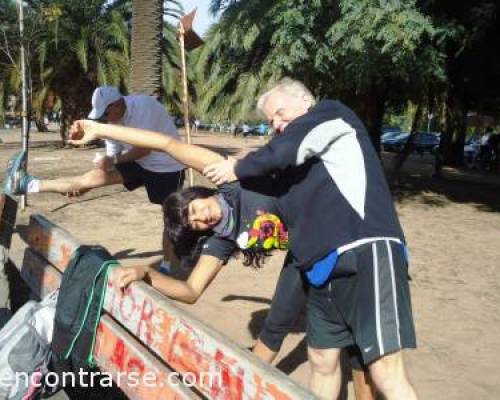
left=69, top=120, right=224, bottom=173
left=114, top=255, right=224, bottom=304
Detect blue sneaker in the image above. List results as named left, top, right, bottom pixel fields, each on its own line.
left=18, top=173, right=35, bottom=194
left=3, top=150, right=28, bottom=195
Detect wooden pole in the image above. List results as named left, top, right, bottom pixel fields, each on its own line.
left=18, top=0, right=29, bottom=209
left=178, top=23, right=194, bottom=187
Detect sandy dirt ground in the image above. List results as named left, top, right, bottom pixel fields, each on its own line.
left=1, top=127, right=499, bottom=399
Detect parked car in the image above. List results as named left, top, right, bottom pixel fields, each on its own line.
left=174, top=117, right=185, bottom=128
left=413, top=132, right=440, bottom=154
left=383, top=132, right=440, bottom=154
left=383, top=132, right=410, bottom=152
left=381, top=130, right=404, bottom=144
left=4, top=116, right=21, bottom=129
left=198, top=121, right=214, bottom=131
left=464, top=137, right=481, bottom=166
left=235, top=122, right=271, bottom=137
left=258, top=122, right=270, bottom=135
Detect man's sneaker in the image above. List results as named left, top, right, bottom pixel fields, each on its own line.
left=3, top=150, right=28, bottom=195
left=18, top=173, right=35, bottom=194
left=4, top=171, right=34, bottom=195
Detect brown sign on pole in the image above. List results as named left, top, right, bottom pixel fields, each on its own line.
left=177, top=8, right=204, bottom=51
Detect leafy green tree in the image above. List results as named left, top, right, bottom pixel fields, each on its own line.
left=0, top=0, right=18, bottom=126
left=316, top=0, right=442, bottom=150
left=1, top=0, right=131, bottom=138
left=419, top=0, right=500, bottom=166
left=1, top=0, right=185, bottom=138
left=1, top=0, right=62, bottom=132
left=38, top=0, right=131, bottom=138
left=200, top=0, right=441, bottom=150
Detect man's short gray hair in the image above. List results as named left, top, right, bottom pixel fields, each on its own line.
left=257, top=77, right=316, bottom=115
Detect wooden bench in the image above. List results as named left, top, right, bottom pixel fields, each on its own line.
left=3, top=196, right=315, bottom=399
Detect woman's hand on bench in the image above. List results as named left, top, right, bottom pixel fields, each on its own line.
left=114, top=264, right=152, bottom=289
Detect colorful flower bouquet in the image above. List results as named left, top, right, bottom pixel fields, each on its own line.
left=246, top=213, right=288, bottom=250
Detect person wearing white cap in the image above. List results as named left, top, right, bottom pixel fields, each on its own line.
left=4, top=86, right=185, bottom=206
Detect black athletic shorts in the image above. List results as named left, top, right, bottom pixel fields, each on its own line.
left=260, top=253, right=371, bottom=370
left=115, top=162, right=184, bottom=205
left=307, top=240, right=416, bottom=365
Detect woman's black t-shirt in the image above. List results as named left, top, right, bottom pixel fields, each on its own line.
left=200, top=181, right=281, bottom=263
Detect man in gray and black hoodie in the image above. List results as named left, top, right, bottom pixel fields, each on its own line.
left=204, top=78, right=418, bottom=400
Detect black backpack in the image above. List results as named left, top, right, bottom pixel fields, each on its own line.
left=50, top=245, right=118, bottom=385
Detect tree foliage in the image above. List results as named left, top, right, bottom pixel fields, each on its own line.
left=199, top=0, right=441, bottom=149
left=1, top=0, right=497, bottom=164
left=201, top=0, right=498, bottom=165
left=0, top=0, right=185, bottom=138
left=418, top=0, right=500, bottom=165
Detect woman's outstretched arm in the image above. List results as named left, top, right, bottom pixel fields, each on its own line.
left=113, top=255, right=224, bottom=304
left=69, top=120, right=225, bottom=173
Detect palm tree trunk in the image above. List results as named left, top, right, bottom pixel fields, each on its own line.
left=129, top=0, right=163, bottom=98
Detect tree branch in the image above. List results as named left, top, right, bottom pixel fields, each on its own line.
left=0, top=28, right=19, bottom=73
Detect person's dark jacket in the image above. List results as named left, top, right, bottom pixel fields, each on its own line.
left=235, top=100, right=405, bottom=270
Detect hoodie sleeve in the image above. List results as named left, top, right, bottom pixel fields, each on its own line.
left=235, top=117, right=355, bottom=180
left=234, top=119, right=312, bottom=179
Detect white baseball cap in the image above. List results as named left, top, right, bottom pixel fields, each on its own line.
left=88, top=86, right=123, bottom=120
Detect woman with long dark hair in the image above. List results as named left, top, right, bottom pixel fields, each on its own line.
left=68, top=118, right=292, bottom=338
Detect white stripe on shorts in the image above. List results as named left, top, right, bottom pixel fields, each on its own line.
left=373, top=242, right=384, bottom=355
left=386, top=240, right=402, bottom=348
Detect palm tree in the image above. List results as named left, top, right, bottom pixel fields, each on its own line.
left=191, top=0, right=281, bottom=123
left=3, top=0, right=185, bottom=138
left=129, top=0, right=182, bottom=98
left=0, top=0, right=23, bottom=127
left=161, top=22, right=183, bottom=113
left=35, top=0, right=131, bottom=140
